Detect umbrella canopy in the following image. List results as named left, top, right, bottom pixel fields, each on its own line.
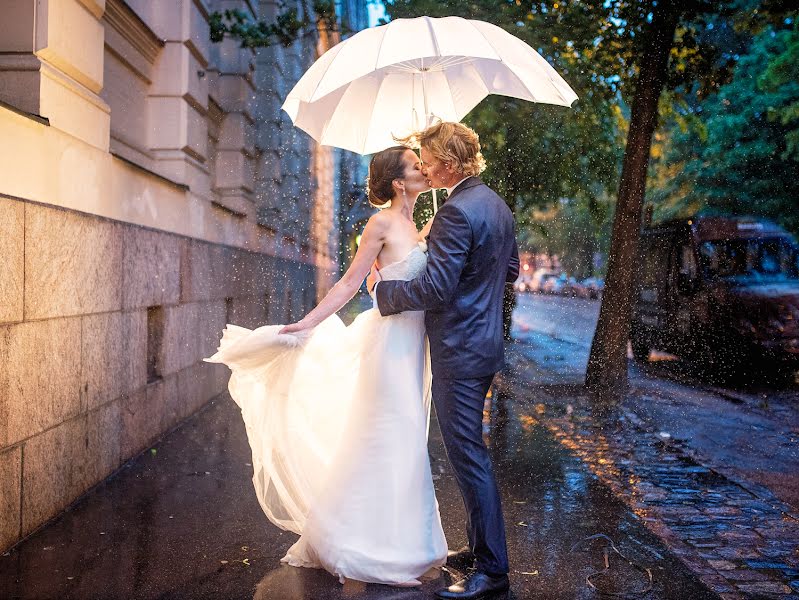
left=282, top=15, right=578, bottom=155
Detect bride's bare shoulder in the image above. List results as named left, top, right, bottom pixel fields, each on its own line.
left=368, top=210, right=392, bottom=226
left=367, top=211, right=394, bottom=230
left=360, top=211, right=393, bottom=243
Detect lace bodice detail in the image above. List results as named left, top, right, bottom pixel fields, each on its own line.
left=378, top=241, right=428, bottom=282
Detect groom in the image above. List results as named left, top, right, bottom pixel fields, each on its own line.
left=369, top=122, right=519, bottom=599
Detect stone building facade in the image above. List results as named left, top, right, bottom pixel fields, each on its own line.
left=0, top=0, right=369, bottom=553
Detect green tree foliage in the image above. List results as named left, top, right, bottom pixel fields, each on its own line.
left=523, top=193, right=615, bottom=279
left=651, top=19, right=799, bottom=234
left=761, top=20, right=799, bottom=162
left=209, top=1, right=343, bottom=49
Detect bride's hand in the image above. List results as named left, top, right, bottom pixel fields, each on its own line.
left=279, top=320, right=313, bottom=335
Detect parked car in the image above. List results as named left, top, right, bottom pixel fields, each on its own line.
left=542, top=273, right=575, bottom=295
left=530, top=268, right=558, bottom=293
left=630, top=216, right=799, bottom=370
left=541, top=273, right=562, bottom=295
left=561, top=276, right=583, bottom=297
left=580, top=277, right=604, bottom=299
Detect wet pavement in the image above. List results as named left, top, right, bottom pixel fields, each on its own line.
left=0, top=379, right=717, bottom=598
left=512, top=293, right=799, bottom=510
left=507, top=293, right=799, bottom=599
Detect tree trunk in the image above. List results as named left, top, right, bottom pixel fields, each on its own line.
left=503, top=284, right=516, bottom=341
left=584, top=4, right=681, bottom=402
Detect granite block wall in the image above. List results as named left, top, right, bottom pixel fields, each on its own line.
left=0, top=196, right=316, bottom=552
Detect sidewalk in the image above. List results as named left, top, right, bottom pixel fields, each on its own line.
left=497, top=332, right=799, bottom=599
left=0, top=380, right=716, bottom=598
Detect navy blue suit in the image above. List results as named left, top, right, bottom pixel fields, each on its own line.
left=375, top=176, right=519, bottom=575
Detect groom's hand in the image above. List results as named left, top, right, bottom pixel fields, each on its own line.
left=366, top=264, right=382, bottom=295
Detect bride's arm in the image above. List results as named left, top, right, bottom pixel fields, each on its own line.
left=279, top=213, right=389, bottom=333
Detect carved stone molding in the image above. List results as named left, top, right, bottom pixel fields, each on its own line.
left=103, top=0, right=164, bottom=65
left=76, top=0, right=107, bottom=19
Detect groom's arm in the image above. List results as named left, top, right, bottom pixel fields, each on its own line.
left=375, top=203, right=471, bottom=316
left=507, top=237, right=520, bottom=283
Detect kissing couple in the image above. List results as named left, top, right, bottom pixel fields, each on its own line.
left=207, top=121, right=520, bottom=599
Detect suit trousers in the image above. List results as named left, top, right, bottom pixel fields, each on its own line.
left=432, top=374, right=509, bottom=575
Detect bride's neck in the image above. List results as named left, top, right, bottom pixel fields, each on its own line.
left=391, top=195, right=416, bottom=222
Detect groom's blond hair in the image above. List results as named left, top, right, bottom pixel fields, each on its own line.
left=397, top=122, right=486, bottom=177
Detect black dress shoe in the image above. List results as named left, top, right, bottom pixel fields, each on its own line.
left=446, top=546, right=476, bottom=571
left=435, top=570, right=510, bottom=599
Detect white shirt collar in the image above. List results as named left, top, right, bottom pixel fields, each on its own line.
left=445, top=176, right=469, bottom=197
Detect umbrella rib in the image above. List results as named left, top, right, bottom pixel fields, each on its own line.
left=424, top=16, right=442, bottom=58
left=470, top=22, right=575, bottom=106
left=318, top=85, right=356, bottom=147
left=362, top=78, right=386, bottom=151
left=468, top=22, right=505, bottom=64
left=373, top=23, right=389, bottom=72
left=504, top=63, right=541, bottom=103
left=306, top=44, right=345, bottom=103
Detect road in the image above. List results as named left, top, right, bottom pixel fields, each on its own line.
left=511, top=293, right=799, bottom=510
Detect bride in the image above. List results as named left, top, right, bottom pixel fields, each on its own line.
left=206, top=146, right=448, bottom=586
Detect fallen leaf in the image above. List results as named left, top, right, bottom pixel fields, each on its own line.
left=220, top=560, right=229, bottom=564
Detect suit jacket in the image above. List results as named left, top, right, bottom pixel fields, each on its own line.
left=375, top=177, right=520, bottom=378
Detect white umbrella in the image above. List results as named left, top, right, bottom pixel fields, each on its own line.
left=282, top=15, right=578, bottom=156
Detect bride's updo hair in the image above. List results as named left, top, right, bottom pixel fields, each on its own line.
left=366, top=146, right=409, bottom=208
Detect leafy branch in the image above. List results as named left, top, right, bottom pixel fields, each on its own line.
left=209, top=1, right=348, bottom=49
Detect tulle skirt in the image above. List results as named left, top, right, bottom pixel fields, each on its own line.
left=205, top=307, right=447, bottom=585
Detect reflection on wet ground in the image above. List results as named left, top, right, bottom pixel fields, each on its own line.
left=513, top=293, right=799, bottom=510
left=0, top=378, right=716, bottom=599
left=473, top=389, right=717, bottom=600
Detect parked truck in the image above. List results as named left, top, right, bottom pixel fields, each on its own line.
left=631, top=216, right=799, bottom=371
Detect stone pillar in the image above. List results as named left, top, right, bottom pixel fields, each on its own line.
left=101, top=0, right=164, bottom=170
left=253, top=0, right=284, bottom=231
left=0, top=0, right=41, bottom=115
left=136, top=0, right=211, bottom=194
left=0, top=0, right=110, bottom=150
left=208, top=1, right=258, bottom=217
left=254, top=0, right=313, bottom=238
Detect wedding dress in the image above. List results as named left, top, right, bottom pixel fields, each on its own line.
left=205, top=241, right=447, bottom=586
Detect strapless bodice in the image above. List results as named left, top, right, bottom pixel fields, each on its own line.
left=378, top=241, right=428, bottom=282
